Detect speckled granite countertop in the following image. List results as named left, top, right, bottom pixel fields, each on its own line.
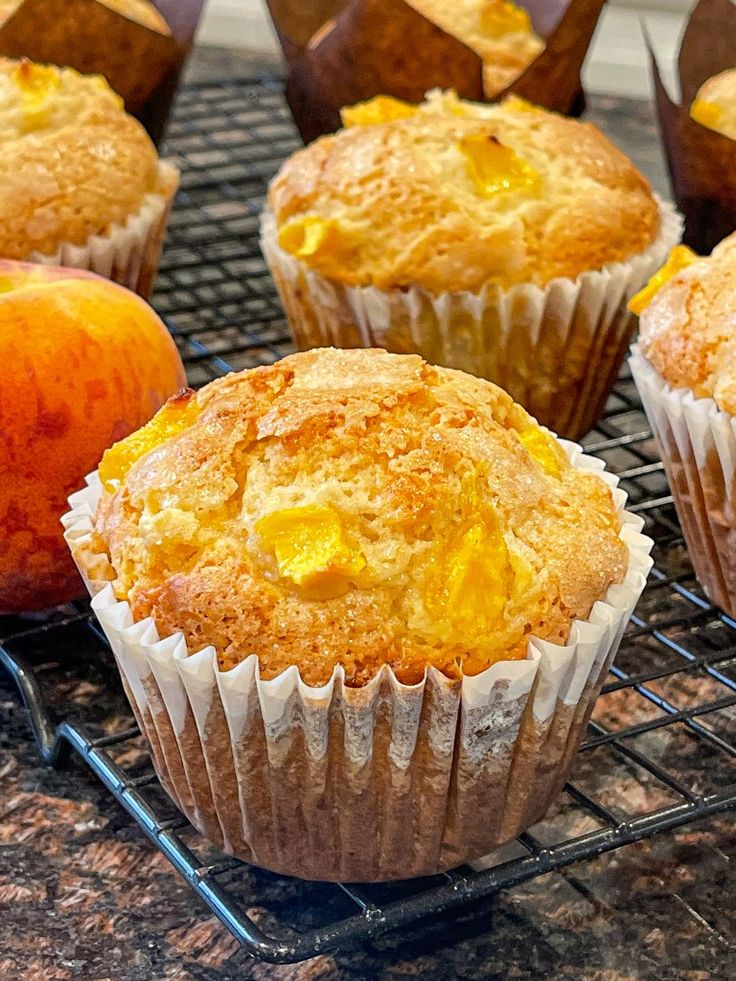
left=1, top=665, right=734, bottom=981
left=1, top=46, right=735, bottom=981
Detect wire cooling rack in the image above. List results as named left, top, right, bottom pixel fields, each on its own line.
left=1, top=76, right=735, bottom=965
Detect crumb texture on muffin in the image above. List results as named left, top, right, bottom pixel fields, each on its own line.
left=0, top=58, right=170, bottom=258
left=95, top=349, right=627, bottom=687
left=637, top=232, right=736, bottom=414
left=409, top=0, right=544, bottom=96
left=690, top=68, right=736, bottom=141
left=269, top=90, right=660, bottom=293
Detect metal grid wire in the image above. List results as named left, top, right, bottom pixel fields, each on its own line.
left=1, top=76, right=735, bottom=965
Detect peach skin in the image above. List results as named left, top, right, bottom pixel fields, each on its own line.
left=0, top=260, right=185, bottom=613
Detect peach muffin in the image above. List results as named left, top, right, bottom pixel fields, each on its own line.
left=262, top=90, right=681, bottom=438
left=630, top=234, right=736, bottom=617
left=65, top=349, right=652, bottom=880
left=0, top=57, right=178, bottom=294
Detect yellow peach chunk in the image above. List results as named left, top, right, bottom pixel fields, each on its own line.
left=426, top=506, right=512, bottom=633
left=459, top=133, right=541, bottom=197
left=99, top=391, right=199, bottom=493
left=277, top=216, right=356, bottom=278
left=12, top=61, right=60, bottom=96
left=279, top=216, right=333, bottom=258
left=255, top=505, right=365, bottom=596
left=690, top=98, right=723, bottom=132
left=502, top=94, right=543, bottom=114
left=13, top=61, right=61, bottom=129
left=517, top=426, right=567, bottom=479
left=628, top=245, right=699, bottom=316
left=480, top=0, right=535, bottom=38
left=341, top=95, right=417, bottom=128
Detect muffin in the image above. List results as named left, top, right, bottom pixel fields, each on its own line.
left=261, top=90, right=682, bottom=440
left=690, top=68, right=736, bottom=141
left=413, top=0, right=544, bottom=96
left=630, top=233, right=736, bottom=618
left=64, top=348, right=653, bottom=881
left=0, top=0, right=169, bottom=32
left=0, top=57, right=178, bottom=296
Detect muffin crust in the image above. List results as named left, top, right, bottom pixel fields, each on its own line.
left=638, top=232, right=736, bottom=414
left=95, top=349, right=627, bottom=687
left=0, top=58, right=171, bottom=258
left=269, top=90, right=660, bottom=293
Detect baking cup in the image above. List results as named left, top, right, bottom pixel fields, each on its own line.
left=26, top=160, right=179, bottom=300
left=62, top=444, right=653, bottom=882
left=630, top=345, right=736, bottom=618
left=261, top=198, right=682, bottom=441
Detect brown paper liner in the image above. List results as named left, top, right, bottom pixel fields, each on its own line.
left=64, top=454, right=653, bottom=882
left=631, top=348, right=736, bottom=619
left=497, top=0, right=604, bottom=113
left=647, top=0, right=736, bottom=254
left=265, top=0, right=605, bottom=143
left=0, top=0, right=205, bottom=144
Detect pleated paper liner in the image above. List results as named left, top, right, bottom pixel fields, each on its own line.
left=631, top=346, right=736, bottom=620
left=265, top=0, right=606, bottom=143
left=260, top=198, right=682, bottom=441
left=647, top=0, right=736, bottom=254
left=26, top=161, right=179, bottom=300
left=0, top=0, right=205, bottom=144
left=63, top=445, right=653, bottom=882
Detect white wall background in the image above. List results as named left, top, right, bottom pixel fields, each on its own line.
left=197, top=1, right=697, bottom=99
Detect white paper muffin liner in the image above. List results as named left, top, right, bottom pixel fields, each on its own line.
left=261, top=198, right=682, bottom=440
left=630, top=345, right=736, bottom=618
left=62, top=444, right=653, bottom=881
left=26, top=160, right=179, bottom=300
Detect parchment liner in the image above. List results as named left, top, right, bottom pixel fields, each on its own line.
left=63, top=444, right=653, bottom=881
left=261, top=199, right=682, bottom=440
left=630, top=345, right=736, bottom=618
left=25, top=161, right=179, bottom=300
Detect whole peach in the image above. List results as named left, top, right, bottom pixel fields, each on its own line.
left=0, top=261, right=186, bottom=613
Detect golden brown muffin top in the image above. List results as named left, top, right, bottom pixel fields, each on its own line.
left=0, top=59, right=171, bottom=259
left=637, top=233, right=736, bottom=414
left=409, top=0, right=543, bottom=96
left=0, top=0, right=169, bottom=32
left=690, top=68, right=736, bottom=141
left=94, top=348, right=627, bottom=687
left=268, top=90, right=660, bottom=293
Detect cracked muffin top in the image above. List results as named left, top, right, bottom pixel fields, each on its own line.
left=0, top=58, right=175, bottom=258
left=89, top=348, right=628, bottom=687
left=268, top=90, right=660, bottom=293
left=633, top=232, right=736, bottom=414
